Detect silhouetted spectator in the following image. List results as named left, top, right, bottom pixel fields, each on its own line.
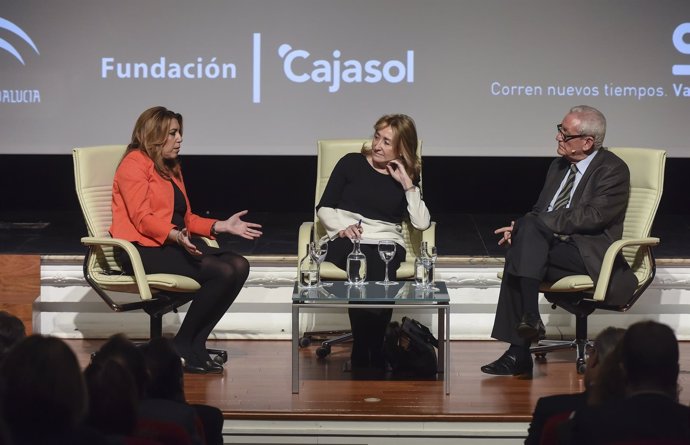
left=141, top=336, right=223, bottom=445
left=91, top=334, right=196, bottom=445
left=90, top=333, right=149, bottom=398
left=565, top=321, right=690, bottom=444
left=0, top=311, right=26, bottom=363
left=525, top=326, right=625, bottom=445
left=0, top=335, right=108, bottom=444
left=84, top=357, right=140, bottom=440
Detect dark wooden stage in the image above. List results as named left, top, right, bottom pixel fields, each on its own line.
left=67, top=339, right=690, bottom=422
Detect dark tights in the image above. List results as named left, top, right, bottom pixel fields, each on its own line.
left=120, top=245, right=250, bottom=365
left=175, top=253, right=249, bottom=364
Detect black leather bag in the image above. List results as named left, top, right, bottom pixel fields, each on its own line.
left=383, top=316, right=439, bottom=377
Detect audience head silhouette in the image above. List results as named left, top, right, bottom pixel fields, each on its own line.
left=90, top=333, right=149, bottom=398
left=585, top=327, right=627, bottom=405
left=140, top=336, right=186, bottom=402
left=622, top=320, right=679, bottom=399
left=84, top=355, right=139, bottom=437
left=0, top=335, right=88, bottom=442
left=0, top=311, right=26, bottom=362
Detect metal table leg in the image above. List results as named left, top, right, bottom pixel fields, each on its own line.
left=437, top=306, right=445, bottom=374
left=445, top=304, right=451, bottom=395
left=437, top=305, right=451, bottom=395
left=292, top=304, right=299, bottom=394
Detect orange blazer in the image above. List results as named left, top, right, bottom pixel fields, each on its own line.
left=110, top=150, right=216, bottom=247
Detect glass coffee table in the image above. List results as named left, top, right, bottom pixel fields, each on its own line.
left=291, top=280, right=450, bottom=394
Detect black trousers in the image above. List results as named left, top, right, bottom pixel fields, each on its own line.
left=491, top=214, right=588, bottom=346
left=325, top=237, right=405, bottom=368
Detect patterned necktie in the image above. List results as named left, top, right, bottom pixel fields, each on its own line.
left=552, top=164, right=578, bottom=210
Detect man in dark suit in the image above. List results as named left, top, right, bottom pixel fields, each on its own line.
left=481, top=105, right=638, bottom=376
left=524, top=326, right=625, bottom=445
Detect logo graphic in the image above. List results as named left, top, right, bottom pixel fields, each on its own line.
left=673, top=22, right=690, bottom=75
left=277, top=43, right=414, bottom=93
left=0, top=17, right=39, bottom=65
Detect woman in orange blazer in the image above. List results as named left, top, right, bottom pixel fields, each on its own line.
left=110, top=106, right=262, bottom=374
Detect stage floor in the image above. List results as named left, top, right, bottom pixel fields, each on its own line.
left=2, top=211, right=690, bottom=259
left=66, top=339, right=690, bottom=422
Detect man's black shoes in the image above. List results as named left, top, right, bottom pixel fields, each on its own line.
left=480, top=350, right=533, bottom=376
left=517, top=312, right=546, bottom=341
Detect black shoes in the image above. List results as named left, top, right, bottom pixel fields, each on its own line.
left=481, top=350, right=533, bottom=376
left=480, top=313, right=543, bottom=376
left=517, top=312, right=546, bottom=341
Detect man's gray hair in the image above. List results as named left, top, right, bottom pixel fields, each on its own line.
left=569, top=105, right=606, bottom=149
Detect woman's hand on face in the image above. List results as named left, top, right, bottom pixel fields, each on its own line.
left=216, top=210, right=263, bottom=240
left=178, top=228, right=202, bottom=256
left=338, top=223, right=363, bottom=240
left=386, top=159, right=413, bottom=190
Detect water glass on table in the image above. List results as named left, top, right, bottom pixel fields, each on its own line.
left=376, top=240, right=398, bottom=286
left=309, top=238, right=332, bottom=287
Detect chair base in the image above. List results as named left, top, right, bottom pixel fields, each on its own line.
left=300, top=329, right=353, bottom=358
left=207, top=347, right=228, bottom=364
left=531, top=338, right=591, bottom=374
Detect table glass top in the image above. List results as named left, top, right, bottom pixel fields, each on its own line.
left=292, top=281, right=449, bottom=303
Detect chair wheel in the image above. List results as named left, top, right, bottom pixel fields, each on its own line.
left=535, top=352, right=547, bottom=359
left=299, top=337, right=312, bottom=348
left=316, top=346, right=331, bottom=358
left=205, top=349, right=228, bottom=364
left=576, top=359, right=587, bottom=374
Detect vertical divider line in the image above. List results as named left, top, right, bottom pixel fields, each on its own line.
left=253, top=33, right=261, bottom=104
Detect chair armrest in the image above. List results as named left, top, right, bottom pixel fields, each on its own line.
left=591, top=237, right=660, bottom=301
left=298, top=222, right=314, bottom=262
left=199, top=236, right=219, bottom=248
left=422, top=221, right=436, bottom=248
left=81, top=236, right=154, bottom=300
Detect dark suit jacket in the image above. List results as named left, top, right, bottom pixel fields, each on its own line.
left=524, top=392, right=587, bottom=445
left=532, top=148, right=637, bottom=305
left=566, top=393, right=690, bottom=445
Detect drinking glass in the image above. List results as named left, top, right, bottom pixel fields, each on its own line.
left=376, top=240, right=398, bottom=286
left=310, top=239, right=332, bottom=287
left=425, top=245, right=439, bottom=291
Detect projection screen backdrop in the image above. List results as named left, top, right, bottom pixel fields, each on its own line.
left=2, top=0, right=690, bottom=156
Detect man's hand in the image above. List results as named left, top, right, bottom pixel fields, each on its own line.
left=494, top=220, right=515, bottom=246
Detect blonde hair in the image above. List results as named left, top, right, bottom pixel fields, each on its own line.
left=125, top=106, right=182, bottom=179
left=361, top=114, right=421, bottom=181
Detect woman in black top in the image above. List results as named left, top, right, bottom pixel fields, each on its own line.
left=316, top=114, right=431, bottom=370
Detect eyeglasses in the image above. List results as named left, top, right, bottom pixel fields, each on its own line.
left=557, top=124, right=591, bottom=142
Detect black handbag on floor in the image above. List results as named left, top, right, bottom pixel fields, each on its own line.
left=384, top=316, right=439, bottom=377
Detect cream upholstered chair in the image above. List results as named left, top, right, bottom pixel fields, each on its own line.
left=529, top=147, right=666, bottom=373
left=73, top=146, right=224, bottom=359
left=297, top=139, right=436, bottom=355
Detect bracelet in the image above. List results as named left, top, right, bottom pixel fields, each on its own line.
left=405, top=185, right=416, bottom=192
